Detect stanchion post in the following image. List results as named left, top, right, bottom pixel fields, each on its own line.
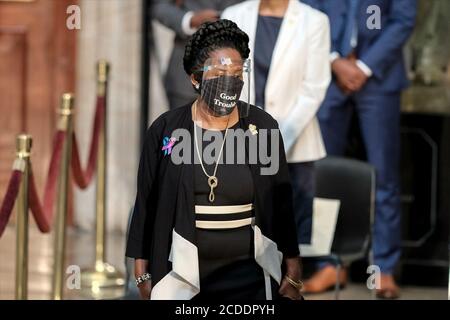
left=80, top=60, right=124, bottom=299
left=51, top=93, right=75, bottom=300
left=15, top=134, right=32, bottom=300
left=96, top=60, right=108, bottom=269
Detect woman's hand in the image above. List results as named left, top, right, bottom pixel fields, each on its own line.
left=279, top=277, right=302, bottom=300
left=135, top=259, right=151, bottom=300
left=137, top=280, right=152, bottom=300
left=279, top=256, right=304, bottom=300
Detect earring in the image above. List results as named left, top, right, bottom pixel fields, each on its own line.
left=195, top=83, right=200, bottom=90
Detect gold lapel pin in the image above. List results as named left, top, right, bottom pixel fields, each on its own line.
left=249, top=124, right=258, bottom=135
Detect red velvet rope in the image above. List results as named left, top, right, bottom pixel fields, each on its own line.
left=27, top=96, right=104, bottom=232
left=28, top=130, right=66, bottom=233
left=0, top=96, right=104, bottom=235
left=0, top=170, right=23, bottom=238
left=71, top=95, right=105, bottom=189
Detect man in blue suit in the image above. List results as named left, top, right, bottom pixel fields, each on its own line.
left=301, top=0, right=417, bottom=298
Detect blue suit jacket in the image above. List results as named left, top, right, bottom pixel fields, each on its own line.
left=302, top=0, right=417, bottom=93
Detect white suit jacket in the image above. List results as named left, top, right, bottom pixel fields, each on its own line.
left=222, top=0, right=331, bottom=163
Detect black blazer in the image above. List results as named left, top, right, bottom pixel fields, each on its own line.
left=126, top=101, right=299, bottom=297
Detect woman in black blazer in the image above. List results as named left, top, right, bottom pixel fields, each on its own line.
left=126, top=19, right=302, bottom=300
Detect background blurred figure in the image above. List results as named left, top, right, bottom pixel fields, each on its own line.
left=302, top=0, right=417, bottom=299
left=151, top=0, right=243, bottom=109
left=222, top=0, right=331, bottom=246
left=405, top=0, right=450, bottom=86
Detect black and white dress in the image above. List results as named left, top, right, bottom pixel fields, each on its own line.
left=125, top=103, right=299, bottom=300
left=192, top=122, right=279, bottom=300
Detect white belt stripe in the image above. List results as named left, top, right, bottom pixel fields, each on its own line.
left=195, top=203, right=253, bottom=214
left=196, top=217, right=254, bottom=229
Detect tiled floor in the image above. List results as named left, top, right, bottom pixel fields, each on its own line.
left=0, top=225, right=448, bottom=300
left=0, top=225, right=126, bottom=300
left=303, top=283, right=448, bottom=300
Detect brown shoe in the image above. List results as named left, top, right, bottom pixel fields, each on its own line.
left=376, top=274, right=400, bottom=299
left=302, top=265, right=347, bottom=294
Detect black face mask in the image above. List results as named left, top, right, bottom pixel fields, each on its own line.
left=200, top=75, right=244, bottom=116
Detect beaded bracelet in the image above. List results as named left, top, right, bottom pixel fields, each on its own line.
left=135, top=273, right=151, bottom=286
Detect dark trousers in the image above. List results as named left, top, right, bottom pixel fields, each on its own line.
left=288, top=162, right=315, bottom=245
left=316, top=82, right=402, bottom=274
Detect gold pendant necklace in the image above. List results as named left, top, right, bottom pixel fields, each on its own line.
left=193, top=101, right=231, bottom=203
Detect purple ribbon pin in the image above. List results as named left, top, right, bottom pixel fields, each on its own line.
left=162, top=136, right=177, bottom=156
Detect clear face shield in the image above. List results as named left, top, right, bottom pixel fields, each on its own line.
left=198, top=57, right=251, bottom=118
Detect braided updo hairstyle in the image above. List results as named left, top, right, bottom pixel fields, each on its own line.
left=183, top=19, right=250, bottom=90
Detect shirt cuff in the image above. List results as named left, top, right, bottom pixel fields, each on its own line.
left=181, top=11, right=197, bottom=36
left=279, top=122, right=296, bottom=153
left=356, top=60, right=373, bottom=77
left=330, top=51, right=340, bottom=63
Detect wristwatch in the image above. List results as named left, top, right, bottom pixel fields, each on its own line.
left=135, top=273, right=151, bottom=286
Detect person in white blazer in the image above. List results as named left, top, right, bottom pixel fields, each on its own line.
left=222, top=0, right=331, bottom=248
